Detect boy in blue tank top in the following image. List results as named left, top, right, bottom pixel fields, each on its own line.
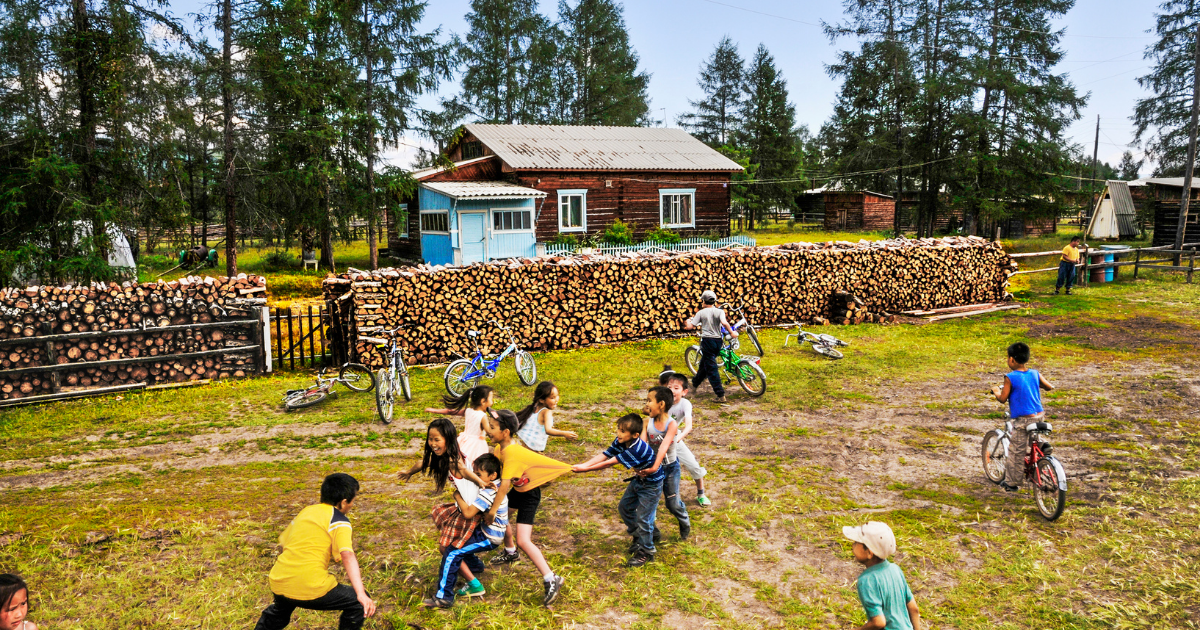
left=991, top=342, right=1055, bottom=491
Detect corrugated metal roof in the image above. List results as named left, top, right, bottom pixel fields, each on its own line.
left=463, top=124, right=744, bottom=172
left=1105, top=180, right=1140, bottom=237
left=420, top=180, right=547, bottom=200
left=1130, top=177, right=1200, bottom=189
left=410, top=155, right=495, bottom=181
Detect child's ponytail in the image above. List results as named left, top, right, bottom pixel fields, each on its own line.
left=441, top=385, right=495, bottom=412
left=515, top=381, right=556, bottom=429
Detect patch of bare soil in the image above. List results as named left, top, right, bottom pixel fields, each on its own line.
left=1026, top=316, right=1200, bottom=350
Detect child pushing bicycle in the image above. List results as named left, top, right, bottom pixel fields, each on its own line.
left=684, top=290, right=737, bottom=403
left=990, top=342, right=1054, bottom=492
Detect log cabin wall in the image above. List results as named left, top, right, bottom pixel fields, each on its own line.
left=326, top=237, right=1011, bottom=367
left=823, top=193, right=865, bottom=230
left=861, top=193, right=897, bottom=231
left=0, top=275, right=267, bottom=400
left=508, top=171, right=732, bottom=241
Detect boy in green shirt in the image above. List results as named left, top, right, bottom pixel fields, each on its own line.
left=254, top=473, right=376, bottom=630
left=843, top=521, right=921, bottom=630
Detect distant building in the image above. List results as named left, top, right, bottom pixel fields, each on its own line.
left=1128, top=177, right=1200, bottom=246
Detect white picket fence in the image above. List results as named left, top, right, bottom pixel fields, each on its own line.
left=543, top=235, right=756, bottom=257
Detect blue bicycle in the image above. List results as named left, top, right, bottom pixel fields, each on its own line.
left=443, top=320, right=538, bottom=396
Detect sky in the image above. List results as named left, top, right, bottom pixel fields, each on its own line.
left=168, top=0, right=1163, bottom=173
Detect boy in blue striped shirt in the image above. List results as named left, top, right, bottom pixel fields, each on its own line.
left=574, top=406, right=666, bottom=568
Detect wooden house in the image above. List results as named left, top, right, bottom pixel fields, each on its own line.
left=387, top=124, right=743, bottom=265
left=822, top=191, right=895, bottom=231
left=1129, top=177, right=1200, bottom=247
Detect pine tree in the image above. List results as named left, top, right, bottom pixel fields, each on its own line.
left=1134, top=2, right=1200, bottom=176
left=1118, top=151, right=1142, bottom=180
left=738, top=44, right=799, bottom=229
left=677, top=36, right=744, bottom=146
left=459, top=0, right=556, bottom=124
left=556, top=0, right=651, bottom=126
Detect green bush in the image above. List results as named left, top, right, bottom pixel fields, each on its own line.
left=601, top=219, right=635, bottom=245
left=262, top=250, right=297, bottom=271
left=645, top=226, right=682, bottom=244
left=551, top=233, right=579, bottom=248
left=139, top=253, right=172, bottom=269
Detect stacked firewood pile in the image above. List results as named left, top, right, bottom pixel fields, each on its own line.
left=0, top=274, right=266, bottom=400
left=325, top=236, right=1012, bottom=367
left=812, top=291, right=898, bottom=325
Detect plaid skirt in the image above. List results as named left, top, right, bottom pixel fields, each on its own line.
left=432, top=502, right=480, bottom=549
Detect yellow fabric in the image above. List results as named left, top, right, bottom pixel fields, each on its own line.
left=268, top=503, right=353, bottom=601
left=495, top=443, right=573, bottom=492
left=1061, top=244, right=1080, bottom=263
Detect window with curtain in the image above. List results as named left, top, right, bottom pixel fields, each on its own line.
left=558, top=190, right=587, bottom=232
left=660, top=189, right=696, bottom=228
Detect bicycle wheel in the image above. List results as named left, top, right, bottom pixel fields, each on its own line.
left=980, top=431, right=1006, bottom=484
left=285, top=388, right=328, bottom=410
left=444, top=359, right=480, bottom=396
left=684, top=345, right=702, bottom=376
left=375, top=369, right=394, bottom=425
left=1034, top=458, right=1067, bottom=521
left=735, top=359, right=767, bottom=397
left=339, top=363, right=376, bottom=392
left=744, top=326, right=764, bottom=357
left=813, top=344, right=844, bottom=359
left=514, top=350, right=538, bottom=386
left=399, top=368, right=412, bottom=402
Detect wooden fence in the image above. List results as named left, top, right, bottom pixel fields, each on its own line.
left=1009, top=242, right=1200, bottom=284
left=269, top=305, right=338, bottom=370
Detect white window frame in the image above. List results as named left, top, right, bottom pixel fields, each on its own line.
left=492, top=208, right=534, bottom=233
left=659, top=188, right=697, bottom=229
left=398, top=203, right=409, bottom=238
left=557, top=189, right=588, bottom=233
left=419, top=210, right=450, bottom=234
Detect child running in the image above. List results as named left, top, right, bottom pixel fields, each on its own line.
left=990, top=342, right=1054, bottom=492
left=253, top=473, right=375, bottom=630
left=515, top=381, right=578, bottom=453
left=397, top=418, right=487, bottom=493
left=424, top=453, right=508, bottom=609
left=425, top=386, right=495, bottom=469
left=482, top=410, right=574, bottom=606
left=573, top=409, right=666, bottom=568
left=843, top=521, right=922, bottom=630
left=660, top=368, right=712, bottom=507
left=0, top=574, right=37, bottom=630
left=640, top=385, right=690, bottom=543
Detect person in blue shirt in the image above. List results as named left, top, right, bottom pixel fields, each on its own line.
left=573, top=408, right=666, bottom=568
left=991, top=342, right=1055, bottom=491
left=843, top=521, right=921, bottom=630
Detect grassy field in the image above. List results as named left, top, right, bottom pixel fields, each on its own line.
left=2, top=228, right=1199, bottom=629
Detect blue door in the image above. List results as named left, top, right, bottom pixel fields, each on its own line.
left=460, top=212, right=486, bottom=263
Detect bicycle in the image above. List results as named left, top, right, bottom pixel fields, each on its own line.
left=722, top=303, right=764, bottom=357
left=783, top=322, right=849, bottom=359
left=683, top=322, right=767, bottom=397
left=362, top=324, right=415, bottom=425
left=443, top=320, right=537, bottom=396
left=981, top=409, right=1068, bottom=521
left=282, top=363, right=376, bottom=410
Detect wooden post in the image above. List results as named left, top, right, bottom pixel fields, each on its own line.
left=307, top=305, right=316, bottom=367
left=1175, top=24, right=1200, bottom=264
left=1133, top=247, right=1141, bottom=280
left=43, top=322, right=60, bottom=393
left=1080, top=247, right=1089, bottom=286
left=1189, top=248, right=1196, bottom=284
left=286, top=309, right=295, bottom=370
left=319, top=305, right=328, bottom=367
left=274, top=308, right=283, bottom=367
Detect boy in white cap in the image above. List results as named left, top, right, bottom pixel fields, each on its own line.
left=683, top=290, right=736, bottom=403
left=842, top=521, right=922, bottom=630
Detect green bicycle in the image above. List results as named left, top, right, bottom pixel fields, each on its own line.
left=684, top=324, right=767, bottom=397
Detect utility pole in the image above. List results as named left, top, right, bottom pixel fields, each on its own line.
left=1175, top=23, right=1200, bottom=263
left=1088, top=115, right=1100, bottom=230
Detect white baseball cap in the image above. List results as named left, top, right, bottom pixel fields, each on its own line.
left=842, top=521, right=896, bottom=560
left=700, top=290, right=717, bottom=302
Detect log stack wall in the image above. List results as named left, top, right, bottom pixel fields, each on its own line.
left=326, top=237, right=1013, bottom=368
left=0, top=274, right=267, bottom=400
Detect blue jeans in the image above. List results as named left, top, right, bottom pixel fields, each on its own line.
left=653, top=462, right=690, bottom=536
left=435, top=528, right=496, bottom=601
left=691, top=337, right=725, bottom=397
left=619, top=476, right=663, bottom=555
left=1055, top=260, right=1076, bottom=291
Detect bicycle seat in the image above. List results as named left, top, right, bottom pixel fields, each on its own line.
left=467, top=330, right=480, bottom=337
left=1025, top=421, right=1053, bottom=433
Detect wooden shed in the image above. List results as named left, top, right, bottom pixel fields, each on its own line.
left=1133, top=177, right=1200, bottom=247
left=822, top=191, right=895, bottom=231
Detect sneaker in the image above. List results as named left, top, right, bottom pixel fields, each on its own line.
left=455, top=583, right=486, bottom=598
left=627, top=551, right=654, bottom=568
left=1065, top=290, right=1072, bottom=295
left=1000, top=482, right=1020, bottom=492
left=714, top=396, right=728, bottom=404
left=490, top=549, right=520, bottom=565
left=1053, top=289, right=1059, bottom=295
left=422, top=596, right=453, bottom=609
left=696, top=494, right=712, bottom=507
left=679, top=522, right=691, bottom=541
left=542, top=575, right=565, bottom=606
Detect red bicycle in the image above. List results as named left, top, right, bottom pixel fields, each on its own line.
left=981, top=412, right=1068, bottom=520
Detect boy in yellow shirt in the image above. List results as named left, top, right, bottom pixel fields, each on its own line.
left=1055, top=236, right=1086, bottom=295
left=254, top=473, right=376, bottom=630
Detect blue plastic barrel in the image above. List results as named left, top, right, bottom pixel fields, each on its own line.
left=1100, top=245, right=1129, bottom=282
